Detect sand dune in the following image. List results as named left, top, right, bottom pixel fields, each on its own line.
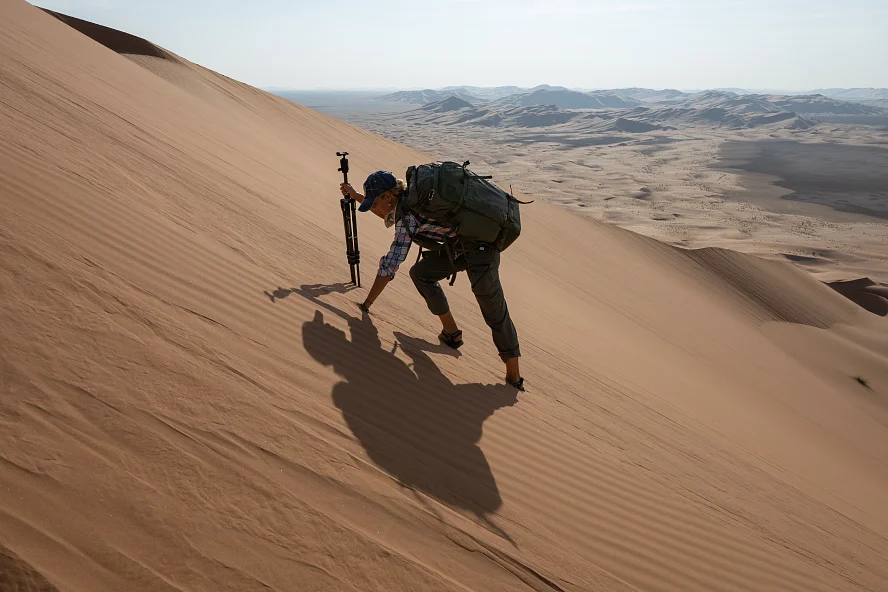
left=2, top=2, right=888, bottom=591
left=42, top=9, right=180, bottom=62
left=828, top=278, right=888, bottom=316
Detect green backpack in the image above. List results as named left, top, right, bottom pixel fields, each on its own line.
left=402, top=161, right=527, bottom=252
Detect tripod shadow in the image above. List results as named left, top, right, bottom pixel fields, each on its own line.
left=265, top=283, right=358, bottom=305
left=302, top=306, right=518, bottom=533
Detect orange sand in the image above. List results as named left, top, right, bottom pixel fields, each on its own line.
left=2, top=2, right=887, bottom=590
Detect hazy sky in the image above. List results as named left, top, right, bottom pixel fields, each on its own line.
left=35, top=0, right=888, bottom=91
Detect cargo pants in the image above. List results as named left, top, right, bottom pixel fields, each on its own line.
left=409, top=241, right=521, bottom=362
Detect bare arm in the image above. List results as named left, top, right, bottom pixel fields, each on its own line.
left=361, top=216, right=414, bottom=312
left=360, top=274, right=393, bottom=311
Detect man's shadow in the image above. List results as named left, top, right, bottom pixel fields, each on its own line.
left=300, top=298, right=518, bottom=533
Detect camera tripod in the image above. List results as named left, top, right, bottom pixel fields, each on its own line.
left=337, top=151, right=361, bottom=287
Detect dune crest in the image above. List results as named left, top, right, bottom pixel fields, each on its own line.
left=42, top=9, right=180, bottom=62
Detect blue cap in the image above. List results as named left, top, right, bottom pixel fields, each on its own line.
left=359, top=171, right=397, bottom=212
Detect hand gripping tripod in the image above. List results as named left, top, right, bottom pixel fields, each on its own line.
left=337, top=151, right=361, bottom=287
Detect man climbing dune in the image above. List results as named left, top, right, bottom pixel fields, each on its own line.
left=340, top=169, right=524, bottom=391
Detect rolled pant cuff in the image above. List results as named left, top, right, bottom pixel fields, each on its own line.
left=498, top=348, right=521, bottom=362
left=428, top=304, right=450, bottom=316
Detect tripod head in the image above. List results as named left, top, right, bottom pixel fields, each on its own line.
left=336, top=151, right=349, bottom=183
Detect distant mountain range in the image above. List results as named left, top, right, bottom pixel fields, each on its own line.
left=489, top=89, right=641, bottom=110
left=380, top=86, right=888, bottom=114
left=420, top=96, right=474, bottom=112
left=389, top=89, right=888, bottom=132
left=418, top=100, right=582, bottom=128
left=382, top=87, right=642, bottom=108
left=439, top=84, right=566, bottom=101
left=382, top=85, right=570, bottom=105
left=380, top=88, right=481, bottom=104
left=796, top=88, right=888, bottom=101
left=675, top=88, right=888, bottom=100
left=684, top=91, right=883, bottom=116
left=603, top=88, right=689, bottom=103
left=619, top=105, right=815, bottom=131
left=805, top=89, right=888, bottom=109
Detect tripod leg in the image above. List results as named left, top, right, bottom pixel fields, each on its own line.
left=350, top=199, right=361, bottom=287
left=341, top=198, right=357, bottom=285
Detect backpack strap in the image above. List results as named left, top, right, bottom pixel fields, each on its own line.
left=404, top=164, right=459, bottom=285
left=442, top=163, right=472, bottom=221
left=443, top=239, right=458, bottom=286
left=396, top=175, right=417, bottom=243
left=461, top=160, right=492, bottom=180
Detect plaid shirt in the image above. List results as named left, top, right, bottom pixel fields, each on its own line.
left=378, top=210, right=456, bottom=278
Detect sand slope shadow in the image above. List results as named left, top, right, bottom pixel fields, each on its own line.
left=0, top=545, right=59, bottom=592
left=43, top=9, right=180, bottom=62
left=302, top=310, right=517, bottom=520
left=828, top=278, right=888, bottom=316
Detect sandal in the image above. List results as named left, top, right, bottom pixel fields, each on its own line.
left=438, top=329, right=464, bottom=350
left=506, top=376, right=525, bottom=392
